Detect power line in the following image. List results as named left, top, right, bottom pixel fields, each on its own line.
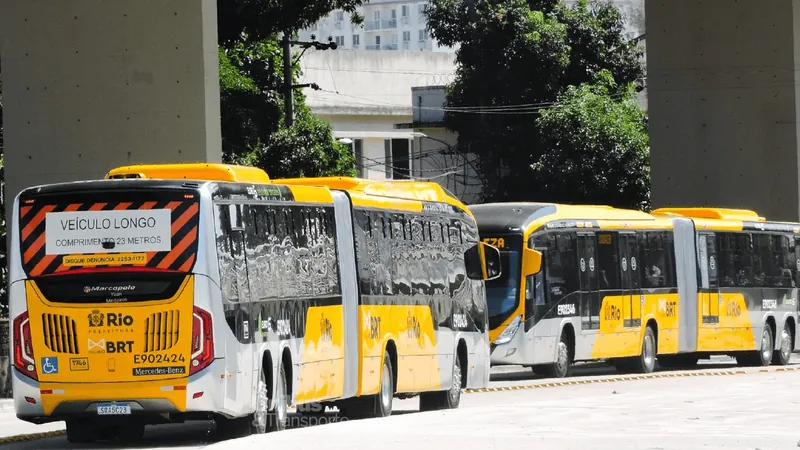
left=314, top=89, right=636, bottom=115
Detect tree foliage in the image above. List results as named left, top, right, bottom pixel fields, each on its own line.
left=425, top=0, right=648, bottom=209
left=534, top=71, right=649, bottom=209
left=218, top=0, right=364, bottom=46
left=217, top=0, right=358, bottom=178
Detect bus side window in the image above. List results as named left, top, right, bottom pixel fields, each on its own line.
left=595, top=232, right=620, bottom=291
left=215, top=204, right=239, bottom=303
left=774, top=235, right=793, bottom=288
left=733, top=233, right=755, bottom=287
left=794, top=236, right=800, bottom=288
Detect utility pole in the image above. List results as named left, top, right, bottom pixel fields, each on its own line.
left=282, top=32, right=294, bottom=127
left=282, top=32, right=338, bottom=127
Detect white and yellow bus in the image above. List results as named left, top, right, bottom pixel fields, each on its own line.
left=472, top=203, right=799, bottom=377
left=9, top=164, right=499, bottom=443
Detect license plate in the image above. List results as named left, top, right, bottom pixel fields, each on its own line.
left=96, top=403, right=131, bottom=415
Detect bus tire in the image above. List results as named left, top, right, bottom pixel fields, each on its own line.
left=633, top=326, right=657, bottom=374
left=252, top=366, right=270, bottom=434
left=537, top=331, right=572, bottom=378
left=66, top=420, right=99, bottom=444
left=772, top=322, right=793, bottom=366
left=372, top=351, right=394, bottom=417
left=267, top=363, right=289, bottom=432
left=420, top=352, right=462, bottom=411
left=738, top=324, right=774, bottom=367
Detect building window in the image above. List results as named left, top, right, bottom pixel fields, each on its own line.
left=418, top=29, right=427, bottom=41
left=418, top=3, right=426, bottom=17
left=403, top=31, right=411, bottom=42
left=402, top=5, right=409, bottom=17
left=352, top=139, right=364, bottom=177
left=376, top=35, right=381, bottom=45
left=334, top=10, right=344, bottom=21
left=335, top=35, right=345, bottom=46
left=352, top=34, right=360, bottom=46
left=384, top=139, right=411, bottom=180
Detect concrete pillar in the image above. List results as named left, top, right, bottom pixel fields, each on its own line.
left=0, top=0, right=222, bottom=215
left=646, top=0, right=800, bottom=221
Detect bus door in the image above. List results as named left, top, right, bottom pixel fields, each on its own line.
left=228, top=204, right=256, bottom=407
left=619, top=232, right=641, bottom=331
left=577, top=233, right=599, bottom=336
left=698, top=233, right=720, bottom=327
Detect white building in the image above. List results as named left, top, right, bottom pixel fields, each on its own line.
left=300, top=0, right=645, bottom=53
left=394, top=86, right=483, bottom=204
left=297, top=0, right=451, bottom=52
left=298, top=50, right=459, bottom=182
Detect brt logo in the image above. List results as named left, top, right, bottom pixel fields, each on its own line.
left=88, top=310, right=134, bottom=328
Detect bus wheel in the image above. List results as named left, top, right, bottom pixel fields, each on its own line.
left=738, top=325, right=774, bottom=367
left=267, top=363, right=289, bottom=432
left=538, top=333, right=572, bottom=378
left=373, top=351, right=394, bottom=417
left=420, top=353, right=462, bottom=411
left=772, top=322, right=793, bottom=366
left=66, top=420, right=99, bottom=444
left=252, top=367, right=270, bottom=434
left=633, top=326, right=657, bottom=374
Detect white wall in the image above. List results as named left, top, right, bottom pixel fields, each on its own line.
left=298, top=49, right=456, bottom=116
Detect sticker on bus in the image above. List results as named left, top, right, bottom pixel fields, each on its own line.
left=19, top=189, right=200, bottom=276
left=45, top=209, right=172, bottom=255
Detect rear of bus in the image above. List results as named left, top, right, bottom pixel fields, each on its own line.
left=9, top=182, right=216, bottom=425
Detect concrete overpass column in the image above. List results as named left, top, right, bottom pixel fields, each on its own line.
left=0, top=0, right=222, bottom=213
left=646, top=0, right=800, bottom=221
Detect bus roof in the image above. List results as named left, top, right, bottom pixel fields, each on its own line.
left=470, top=202, right=800, bottom=236
left=651, top=207, right=766, bottom=222
left=277, top=176, right=470, bottom=214
left=105, top=163, right=270, bottom=184
left=469, top=202, right=658, bottom=235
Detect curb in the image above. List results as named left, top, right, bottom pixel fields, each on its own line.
left=463, top=365, right=800, bottom=394
left=0, top=430, right=66, bottom=445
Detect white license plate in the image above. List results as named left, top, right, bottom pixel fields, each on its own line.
left=96, top=403, right=131, bottom=415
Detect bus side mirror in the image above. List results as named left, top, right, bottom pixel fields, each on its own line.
left=465, top=242, right=502, bottom=281
left=521, top=248, right=543, bottom=277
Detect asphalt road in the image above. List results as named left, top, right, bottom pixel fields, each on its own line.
left=2, top=356, right=799, bottom=449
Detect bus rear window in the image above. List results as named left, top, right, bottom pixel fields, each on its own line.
left=34, top=272, right=186, bottom=304
left=18, top=189, right=200, bottom=277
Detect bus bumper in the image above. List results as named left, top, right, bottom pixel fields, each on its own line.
left=489, top=321, right=529, bottom=366
left=12, top=359, right=228, bottom=424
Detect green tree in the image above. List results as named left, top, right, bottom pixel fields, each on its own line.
left=217, top=0, right=360, bottom=177
left=425, top=0, right=648, bottom=208
left=533, top=71, right=649, bottom=209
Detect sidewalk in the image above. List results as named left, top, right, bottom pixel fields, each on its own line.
left=0, top=399, right=65, bottom=441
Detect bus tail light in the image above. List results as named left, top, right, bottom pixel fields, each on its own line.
left=190, top=306, right=214, bottom=375
left=13, top=311, right=38, bottom=381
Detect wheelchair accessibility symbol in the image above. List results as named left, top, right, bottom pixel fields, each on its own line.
left=41, top=357, right=59, bottom=375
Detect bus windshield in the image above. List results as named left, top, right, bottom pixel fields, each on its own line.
left=486, top=250, right=521, bottom=320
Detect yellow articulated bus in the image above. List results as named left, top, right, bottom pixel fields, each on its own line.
left=9, top=163, right=500, bottom=443
left=470, top=203, right=800, bottom=378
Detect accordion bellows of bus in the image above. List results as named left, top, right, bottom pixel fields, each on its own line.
left=8, top=163, right=501, bottom=443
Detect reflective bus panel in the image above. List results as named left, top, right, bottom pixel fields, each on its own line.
left=9, top=165, right=499, bottom=443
